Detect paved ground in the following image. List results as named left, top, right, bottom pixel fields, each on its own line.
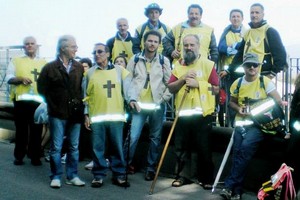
left=0, top=140, right=259, bottom=200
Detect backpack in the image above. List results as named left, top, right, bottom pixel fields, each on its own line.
left=257, top=163, right=296, bottom=200
left=139, top=23, right=168, bottom=40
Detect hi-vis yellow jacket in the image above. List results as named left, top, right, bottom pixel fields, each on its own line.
left=172, top=57, right=216, bottom=117
left=9, top=56, right=47, bottom=102
left=84, top=64, right=129, bottom=124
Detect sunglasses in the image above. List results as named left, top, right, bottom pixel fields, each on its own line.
left=92, top=49, right=105, bottom=55
left=244, top=63, right=259, bottom=68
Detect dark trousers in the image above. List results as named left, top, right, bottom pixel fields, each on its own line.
left=174, top=115, right=214, bottom=184
left=13, top=100, right=43, bottom=161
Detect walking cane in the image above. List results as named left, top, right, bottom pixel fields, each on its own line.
left=211, top=130, right=235, bottom=193
left=149, top=86, right=190, bottom=195
left=124, top=109, right=132, bottom=188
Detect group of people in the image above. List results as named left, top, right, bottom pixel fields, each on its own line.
left=6, top=2, right=299, bottom=200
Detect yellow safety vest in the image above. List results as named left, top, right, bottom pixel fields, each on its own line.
left=243, top=24, right=270, bottom=72
left=11, top=56, right=47, bottom=102
left=223, top=31, right=244, bottom=66
left=112, top=39, right=134, bottom=62
left=172, top=58, right=216, bottom=117
left=86, top=67, right=129, bottom=123
left=172, top=23, right=213, bottom=63
left=230, top=75, right=271, bottom=126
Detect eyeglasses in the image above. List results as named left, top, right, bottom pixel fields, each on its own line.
left=92, top=49, right=105, bottom=55
left=244, top=63, right=259, bottom=68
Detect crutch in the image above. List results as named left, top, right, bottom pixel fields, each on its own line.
left=149, top=86, right=190, bottom=195
left=211, top=130, right=235, bottom=193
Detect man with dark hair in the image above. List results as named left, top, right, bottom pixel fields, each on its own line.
left=220, top=53, right=283, bottom=200
left=218, top=9, right=247, bottom=127
left=38, top=35, right=85, bottom=188
left=124, top=30, right=172, bottom=181
left=163, top=4, right=218, bottom=64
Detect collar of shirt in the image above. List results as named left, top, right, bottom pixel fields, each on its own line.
left=147, top=21, right=160, bottom=30
left=95, top=62, right=114, bottom=70
left=117, top=32, right=129, bottom=41
left=230, top=25, right=242, bottom=33
left=59, top=57, right=73, bottom=74
left=182, top=21, right=203, bottom=28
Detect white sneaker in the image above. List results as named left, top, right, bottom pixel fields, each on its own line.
left=66, top=177, right=85, bottom=186
left=50, top=179, right=61, bottom=188
left=84, top=161, right=93, bottom=170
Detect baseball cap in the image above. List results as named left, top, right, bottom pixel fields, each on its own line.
left=242, top=53, right=262, bottom=66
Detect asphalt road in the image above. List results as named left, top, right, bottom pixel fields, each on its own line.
left=0, top=140, right=260, bottom=200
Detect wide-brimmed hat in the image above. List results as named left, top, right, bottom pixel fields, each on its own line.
left=144, top=3, right=163, bottom=17
left=242, top=53, right=262, bottom=65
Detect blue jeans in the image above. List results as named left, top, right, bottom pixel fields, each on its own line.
left=124, top=103, right=165, bottom=172
left=48, top=117, right=81, bottom=180
left=91, top=121, right=126, bottom=179
left=224, top=126, right=264, bottom=195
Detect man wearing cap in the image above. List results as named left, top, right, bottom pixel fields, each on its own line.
left=219, top=3, right=287, bottom=80
left=132, top=3, right=171, bottom=54
left=220, top=53, right=282, bottom=200
left=163, top=4, right=218, bottom=64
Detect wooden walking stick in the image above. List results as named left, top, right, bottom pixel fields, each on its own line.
left=149, top=86, right=190, bottom=195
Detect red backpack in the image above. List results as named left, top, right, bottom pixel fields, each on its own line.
left=257, top=163, right=296, bottom=200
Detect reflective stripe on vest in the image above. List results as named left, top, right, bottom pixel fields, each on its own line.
left=16, top=94, right=44, bottom=103
left=250, top=98, right=275, bottom=116
left=235, top=119, right=254, bottom=127
left=137, top=102, right=160, bottom=110
left=90, top=114, right=126, bottom=123
left=178, top=107, right=203, bottom=117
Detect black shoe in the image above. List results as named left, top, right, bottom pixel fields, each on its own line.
left=145, top=171, right=155, bottom=181
left=31, top=159, right=42, bottom=166
left=220, top=188, right=232, bottom=200
left=112, top=178, right=130, bottom=187
left=91, top=178, right=103, bottom=188
left=13, top=159, right=24, bottom=165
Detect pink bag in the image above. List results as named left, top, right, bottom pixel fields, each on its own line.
left=257, top=163, right=296, bottom=200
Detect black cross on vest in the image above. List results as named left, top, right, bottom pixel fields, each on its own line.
left=119, top=51, right=128, bottom=58
left=31, top=68, right=40, bottom=82
left=103, top=80, right=115, bottom=98
left=244, top=40, right=251, bottom=53
left=143, top=73, right=150, bottom=89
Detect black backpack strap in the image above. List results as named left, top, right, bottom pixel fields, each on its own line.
left=233, top=77, right=243, bottom=95
left=161, top=23, right=168, bottom=34
left=139, top=24, right=147, bottom=40
left=259, top=75, right=265, bottom=90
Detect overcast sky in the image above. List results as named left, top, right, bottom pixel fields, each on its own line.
left=1, top=0, right=299, bottom=59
